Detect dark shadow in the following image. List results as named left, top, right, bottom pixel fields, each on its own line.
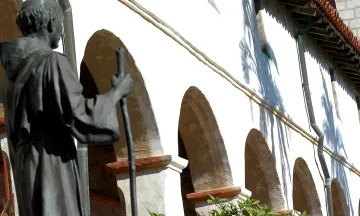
left=241, top=0, right=294, bottom=207
left=178, top=131, right=196, bottom=216
left=320, top=68, right=353, bottom=215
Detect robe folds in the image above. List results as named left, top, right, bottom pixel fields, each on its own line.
left=0, top=37, right=120, bottom=216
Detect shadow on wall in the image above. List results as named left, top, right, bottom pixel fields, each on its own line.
left=292, top=158, right=322, bottom=215
left=241, top=1, right=354, bottom=213
left=241, top=0, right=295, bottom=207
left=245, top=129, right=285, bottom=210
left=320, top=68, right=353, bottom=215
left=81, top=29, right=162, bottom=160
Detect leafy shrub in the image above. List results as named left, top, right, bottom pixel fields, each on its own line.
left=147, top=195, right=308, bottom=216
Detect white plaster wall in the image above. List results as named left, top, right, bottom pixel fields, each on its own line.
left=69, top=0, right=360, bottom=215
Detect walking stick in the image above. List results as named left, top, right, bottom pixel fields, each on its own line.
left=115, top=48, right=138, bottom=216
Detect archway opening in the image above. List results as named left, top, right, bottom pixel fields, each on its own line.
left=331, top=179, right=349, bottom=216
left=292, top=158, right=322, bottom=215
left=82, top=29, right=161, bottom=160
left=178, top=131, right=196, bottom=216
left=81, top=29, right=161, bottom=215
left=245, top=129, right=284, bottom=210
left=178, top=86, right=232, bottom=215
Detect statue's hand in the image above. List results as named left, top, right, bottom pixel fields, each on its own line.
left=111, top=74, right=133, bottom=102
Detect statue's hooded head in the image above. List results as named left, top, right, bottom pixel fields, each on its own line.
left=16, top=0, right=64, bottom=49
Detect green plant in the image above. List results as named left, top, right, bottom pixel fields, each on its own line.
left=146, top=207, right=165, bottom=216
left=204, top=195, right=278, bottom=216
left=147, top=196, right=308, bottom=216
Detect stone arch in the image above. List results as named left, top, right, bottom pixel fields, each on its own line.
left=292, top=158, right=322, bottom=215
left=178, top=86, right=233, bottom=214
left=0, top=0, right=22, bottom=87
left=245, top=128, right=285, bottom=210
left=81, top=29, right=162, bottom=159
left=331, top=179, right=349, bottom=216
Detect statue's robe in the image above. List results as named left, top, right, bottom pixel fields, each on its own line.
left=0, top=37, right=120, bottom=216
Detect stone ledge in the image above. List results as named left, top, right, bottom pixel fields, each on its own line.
left=186, top=186, right=250, bottom=204
left=105, top=155, right=188, bottom=176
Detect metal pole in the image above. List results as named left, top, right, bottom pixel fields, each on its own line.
left=115, top=48, right=138, bottom=216
left=77, top=145, right=90, bottom=216
left=296, top=23, right=334, bottom=216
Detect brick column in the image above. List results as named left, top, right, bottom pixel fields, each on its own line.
left=335, top=0, right=360, bottom=38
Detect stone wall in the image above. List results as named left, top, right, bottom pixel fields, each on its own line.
left=335, top=0, right=360, bottom=38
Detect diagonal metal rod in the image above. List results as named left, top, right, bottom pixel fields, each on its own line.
left=115, top=48, right=138, bottom=216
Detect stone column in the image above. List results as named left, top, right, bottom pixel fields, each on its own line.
left=106, top=155, right=188, bottom=216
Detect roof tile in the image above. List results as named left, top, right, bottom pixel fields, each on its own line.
left=314, top=0, right=360, bottom=54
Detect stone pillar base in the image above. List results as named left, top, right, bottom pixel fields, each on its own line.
left=106, top=155, right=188, bottom=216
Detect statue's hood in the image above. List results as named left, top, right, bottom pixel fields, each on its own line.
left=0, top=37, right=52, bottom=80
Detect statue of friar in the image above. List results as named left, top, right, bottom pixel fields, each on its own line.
left=0, top=0, right=132, bottom=215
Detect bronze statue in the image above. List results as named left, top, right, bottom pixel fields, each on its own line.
left=0, top=0, right=133, bottom=215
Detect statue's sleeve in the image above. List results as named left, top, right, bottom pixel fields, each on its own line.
left=47, top=53, right=120, bottom=144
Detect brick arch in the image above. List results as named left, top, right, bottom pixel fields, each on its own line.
left=292, top=158, right=322, bottom=215
left=81, top=29, right=162, bottom=159
left=331, top=179, right=350, bottom=216
left=245, top=128, right=285, bottom=210
left=178, top=86, right=233, bottom=215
